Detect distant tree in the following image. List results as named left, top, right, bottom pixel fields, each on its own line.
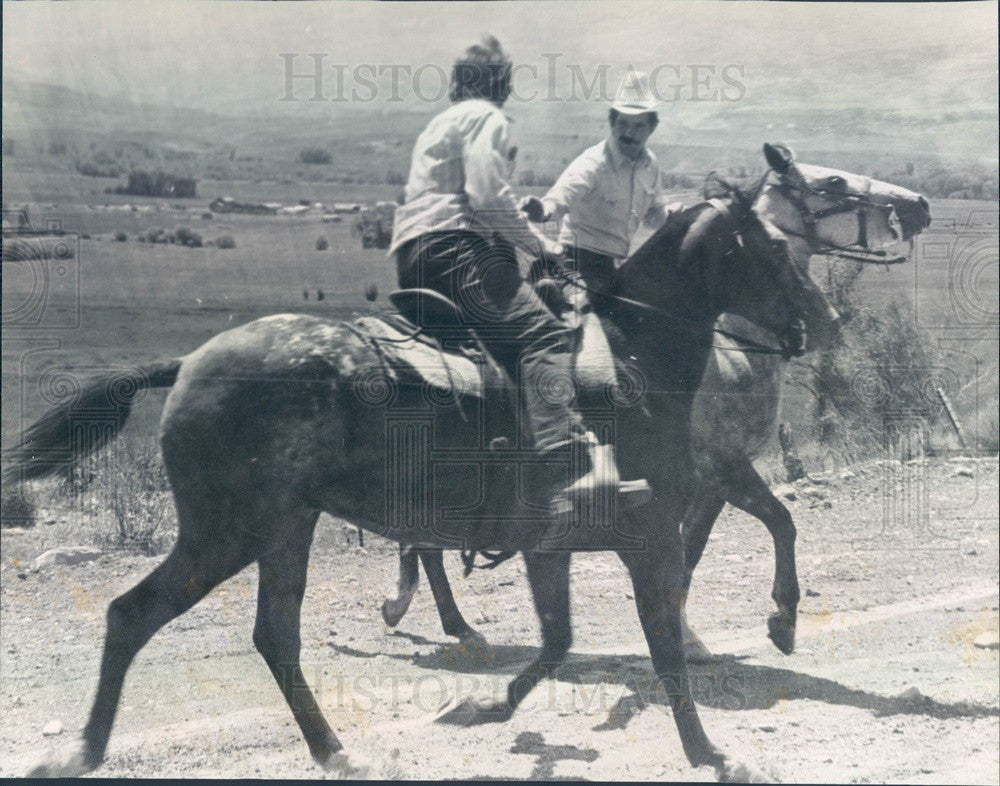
left=120, top=170, right=197, bottom=198
left=300, top=148, right=332, bottom=165
left=77, top=160, right=121, bottom=178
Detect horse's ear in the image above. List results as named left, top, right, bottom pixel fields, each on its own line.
left=763, top=143, right=794, bottom=173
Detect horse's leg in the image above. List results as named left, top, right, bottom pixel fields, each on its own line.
left=723, top=457, right=800, bottom=655
left=678, top=485, right=726, bottom=662
left=253, top=512, right=369, bottom=776
left=436, top=550, right=571, bottom=726
left=28, top=535, right=257, bottom=776
left=420, top=550, right=484, bottom=647
left=381, top=545, right=420, bottom=628
left=622, top=535, right=766, bottom=782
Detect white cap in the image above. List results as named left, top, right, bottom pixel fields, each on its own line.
left=610, top=71, right=660, bottom=115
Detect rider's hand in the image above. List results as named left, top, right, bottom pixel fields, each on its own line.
left=539, top=235, right=564, bottom=259
left=519, top=196, right=551, bottom=223
left=663, top=201, right=685, bottom=221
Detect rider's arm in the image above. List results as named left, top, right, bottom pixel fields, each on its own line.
left=539, top=153, right=597, bottom=223
left=464, top=110, right=544, bottom=256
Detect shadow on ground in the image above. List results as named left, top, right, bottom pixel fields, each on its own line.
left=328, top=638, right=999, bottom=730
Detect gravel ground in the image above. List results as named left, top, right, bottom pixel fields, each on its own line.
left=1, top=456, right=997, bottom=781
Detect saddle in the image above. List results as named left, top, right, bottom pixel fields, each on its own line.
left=351, top=281, right=640, bottom=564
left=352, top=276, right=619, bottom=404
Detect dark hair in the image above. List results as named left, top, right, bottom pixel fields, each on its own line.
left=608, top=108, right=659, bottom=127
left=450, top=35, right=512, bottom=105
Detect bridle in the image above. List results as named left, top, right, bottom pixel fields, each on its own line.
left=763, top=170, right=907, bottom=265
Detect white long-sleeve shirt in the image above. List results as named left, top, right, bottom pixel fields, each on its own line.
left=389, top=99, right=540, bottom=255
left=542, top=139, right=673, bottom=258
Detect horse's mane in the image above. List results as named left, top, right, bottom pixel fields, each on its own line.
left=617, top=171, right=771, bottom=285
left=702, top=169, right=770, bottom=207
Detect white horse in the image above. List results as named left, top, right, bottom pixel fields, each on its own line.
left=682, top=143, right=931, bottom=657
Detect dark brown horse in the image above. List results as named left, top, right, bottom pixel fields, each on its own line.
left=10, top=182, right=836, bottom=780
left=380, top=146, right=932, bottom=659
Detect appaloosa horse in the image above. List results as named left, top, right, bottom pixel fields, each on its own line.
left=10, top=160, right=837, bottom=781
left=380, top=144, right=931, bottom=659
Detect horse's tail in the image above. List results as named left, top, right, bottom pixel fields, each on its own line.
left=4, top=359, right=182, bottom=486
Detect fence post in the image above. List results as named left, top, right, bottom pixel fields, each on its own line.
left=936, top=387, right=967, bottom=449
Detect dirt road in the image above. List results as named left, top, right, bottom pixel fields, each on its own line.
left=2, top=457, right=997, bottom=781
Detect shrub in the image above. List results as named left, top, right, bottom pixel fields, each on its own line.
left=0, top=487, right=35, bottom=529
left=300, top=147, right=332, bottom=165
left=316, top=235, right=329, bottom=251
left=811, top=283, right=943, bottom=459
left=114, top=231, right=127, bottom=242
left=100, top=440, right=174, bottom=555
left=173, top=226, right=203, bottom=248
left=215, top=234, right=236, bottom=249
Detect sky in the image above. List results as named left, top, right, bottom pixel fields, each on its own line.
left=3, top=0, right=998, bottom=116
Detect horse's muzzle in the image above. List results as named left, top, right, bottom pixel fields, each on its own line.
left=779, top=318, right=807, bottom=360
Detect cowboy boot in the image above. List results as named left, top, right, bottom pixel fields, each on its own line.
left=522, top=352, right=651, bottom=519
left=547, top=430, right=651, bottom=519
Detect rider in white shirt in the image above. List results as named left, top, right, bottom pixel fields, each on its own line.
left=521, top=72, right=684, bottom=295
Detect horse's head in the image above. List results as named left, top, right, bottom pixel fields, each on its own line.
left=755, top=143, right=931, bottom=257
left=619, top=199, right=840, bottom=358
left=715, top=207, right=841, bottom=355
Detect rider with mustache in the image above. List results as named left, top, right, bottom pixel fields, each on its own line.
left=389, top=36, right=649, bottom=523
left=520, top=72, right=685, bottom=297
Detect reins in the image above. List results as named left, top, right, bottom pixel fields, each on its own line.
left=558, top=273, right=794, bottom=357
left=556, top=193, right=799, bottom=359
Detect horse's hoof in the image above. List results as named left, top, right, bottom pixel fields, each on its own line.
left=454, top=631, right=494, bottom=664
left=433, top=696, right=511, bottom=727
left=684, top=636, right=716, bottom=663
left=380, top=599, right=406, bottom=629
left=767, top=613, right=796, bottom=655
left=320, top=750, right=374, bottom=780
left=682, top=618, right=716, bottom=662
left=26, top=738, right=96, bottom=778
left=717, top=758, right=778, bottom=783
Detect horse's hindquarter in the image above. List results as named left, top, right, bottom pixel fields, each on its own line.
left=157, top=313, right=528, bottom=548
left=692, top=316, right=785, bottom=460
left=159, top=315, right=379, bottom=521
